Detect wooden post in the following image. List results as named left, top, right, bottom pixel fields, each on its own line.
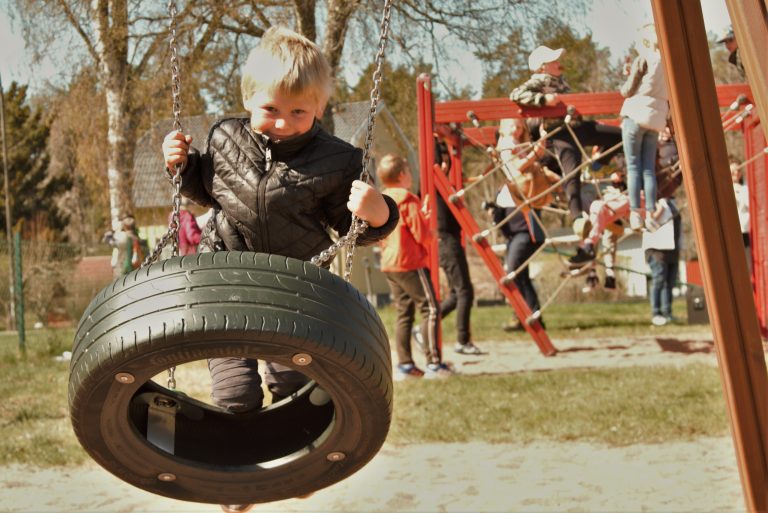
left=651, top=1, right=768, bottom=510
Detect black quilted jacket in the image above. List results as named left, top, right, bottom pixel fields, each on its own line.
left=179, top=118, right=399, bottom=264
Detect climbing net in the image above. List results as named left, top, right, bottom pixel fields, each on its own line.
left=435, top=94, right=764, bottom=326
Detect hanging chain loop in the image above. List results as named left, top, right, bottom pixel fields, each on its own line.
left=310, top=0, right=393, bottom=279
left=142, top=0, right=183, bottom=269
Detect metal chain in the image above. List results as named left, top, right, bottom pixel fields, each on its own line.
left=310, top=0, right=393, bottom=279
left=142, top=0, right=183, bottom=270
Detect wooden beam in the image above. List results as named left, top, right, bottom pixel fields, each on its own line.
left=651, top=1, right=768, bottom=511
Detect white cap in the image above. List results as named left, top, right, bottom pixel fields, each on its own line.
left=528, top=45, right=564, bottom=71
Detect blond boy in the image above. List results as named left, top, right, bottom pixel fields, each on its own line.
left=161, top=27, right=398, bottom=413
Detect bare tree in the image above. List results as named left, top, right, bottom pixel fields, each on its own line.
left=13, top=0, right=587, bottom=232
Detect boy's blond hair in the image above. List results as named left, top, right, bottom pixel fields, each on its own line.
left=241, top=26, right=332, bottom=109
left=377, top=154, right=409, bottom=185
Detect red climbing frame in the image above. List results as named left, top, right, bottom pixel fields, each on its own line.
left=416, top=75, right=766, bottom=356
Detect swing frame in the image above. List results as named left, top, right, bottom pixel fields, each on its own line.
left=417, top=1, right=768, bottom=509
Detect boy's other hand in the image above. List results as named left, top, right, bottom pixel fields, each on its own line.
left=348, top=180, right=389, bottom=228
left=162, top=131, right=192, bottom=172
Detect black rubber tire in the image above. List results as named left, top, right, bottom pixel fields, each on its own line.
left=68, top=251, right=392, bottom=504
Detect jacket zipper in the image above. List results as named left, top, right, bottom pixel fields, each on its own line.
left=258, top=143, right=274, bottom=252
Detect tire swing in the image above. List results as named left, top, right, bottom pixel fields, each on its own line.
left=68, top=1, right=394, bottom=505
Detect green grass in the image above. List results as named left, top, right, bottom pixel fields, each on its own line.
left=390, top=364, right=729, bottom=446
left=0, top=328, right=87, bottom=466
left=0, top=303, right=722, bottom=467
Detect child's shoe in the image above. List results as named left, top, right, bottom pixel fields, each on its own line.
left=651, top=315, right=668, bottom=326
left=395, top=363, right=424, bottom=381
left=604, top=275, right=617, bottom=290
left=568, top=245, right=595, bottom=268
left=629, top=211, right=643, bottom=231
left=221, top=506, right=254, bottom=513
left=454, top=342, right=483, bottom=355
left=645, top=215, right=661, bottom=232
left=424, top=362, right=455, bottom=379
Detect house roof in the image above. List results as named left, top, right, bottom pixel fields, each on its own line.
left=132, top=101, right=403, bottom=210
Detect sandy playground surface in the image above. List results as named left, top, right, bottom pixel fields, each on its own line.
left=0, top=332, right=751, bottom=513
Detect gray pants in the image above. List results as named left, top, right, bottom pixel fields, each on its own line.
left=208, top=357, right=309, bottom=412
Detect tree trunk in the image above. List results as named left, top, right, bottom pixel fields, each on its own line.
left=93, top=0, right=135, bottom=229
left=293, top=0, right=317, bottom=42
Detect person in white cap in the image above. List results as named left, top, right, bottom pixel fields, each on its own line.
left=716, top=26, right=745, bottom=79
left=509, top=44, right=622, bottom=222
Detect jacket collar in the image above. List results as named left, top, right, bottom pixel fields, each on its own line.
left=249, top=119, right=321, bottom=159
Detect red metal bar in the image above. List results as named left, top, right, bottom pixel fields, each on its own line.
left=416, top=74, right=442, bottom=353
left=435, top=85, right=752, bottom=125
left=418, top=74, right=556, bottom=356
left=652, top=1, right=768, bottom=510
left=744, top=119, right=767, bottom=339
left=431, top=168, right=556, bottom=356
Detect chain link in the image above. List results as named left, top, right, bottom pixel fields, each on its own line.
left=310, top=0, right=393, bottom=279
left=142, top=0, right=183, bottom=271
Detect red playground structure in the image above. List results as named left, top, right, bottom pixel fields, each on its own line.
left=416, top=75, right=765, bottom=355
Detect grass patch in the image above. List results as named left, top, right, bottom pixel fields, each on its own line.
left=0, top=328, right=87, bottom=466
left=389, top=364, right=729, bottom=446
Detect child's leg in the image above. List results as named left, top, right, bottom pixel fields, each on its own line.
left=622, top=118, right=644, bottom=212
left=410, top=269, right=441, bottom=365
left=263, top=362, right=311, bottom=402
left=385, top=272, right=417, bottom=365
left=550, top=137, right=583, bottom=219
left=438, top=234, right=474, bottom=345
left=662, top=257, right=679, bottom=318
left=208, top=357, right=264, bottom=412
left=640, top=130, right=659, bottom=213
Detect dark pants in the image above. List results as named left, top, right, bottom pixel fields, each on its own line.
left=438, top=233, right=474, bottom=344
left=385, top=268, right=441, bottom=366
left=544, top=121, right=623, bottom=219
left=505, top=231, right=542, bottom=313
left=647, top=249, right=679, bottom=318
left=207, top=358, right=309, bottom=412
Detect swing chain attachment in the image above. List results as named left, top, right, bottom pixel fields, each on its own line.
left=310, top=0, right=393, bottom=280
left=142, top=0, right=183, bottom=268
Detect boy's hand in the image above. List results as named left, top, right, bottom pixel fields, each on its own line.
left=162, top=131, right=192, bottom=172
left=348, top=180, right=389, bottom=228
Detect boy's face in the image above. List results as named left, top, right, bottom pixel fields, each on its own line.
left=541, top=60, right=561, bottom=76
left=245, top=89, right=323, bottom=143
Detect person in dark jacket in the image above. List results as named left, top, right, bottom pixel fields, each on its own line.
left=162, top=27, right=398, bottom=417
left=434, top=139, right=482, bottom=355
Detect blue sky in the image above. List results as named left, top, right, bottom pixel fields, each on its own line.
left=0, top=1, right=732, bottom=97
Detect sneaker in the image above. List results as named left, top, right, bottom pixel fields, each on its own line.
left=629, top=211, right=643, bottom=231
left=395, top=363, right=424, bottom=381
left=454, top=342, right=483, bottom=355
left=651, top=315, right=668, bottom=326
left=411, top=326, right=425, bottom=350
left=424, top=362, right=455, bottom=379
left=568, top=245, right=595, bottom=268
left=604, top=275, right=616, bottom=290
left=221, top=506, right=254, bottom=513
left=645, top=215, right=661, bottom=232
left=502, top=319, right=524, bottom=332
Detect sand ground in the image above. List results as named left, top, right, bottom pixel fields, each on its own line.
left=0, top=333, right=750, bottom=513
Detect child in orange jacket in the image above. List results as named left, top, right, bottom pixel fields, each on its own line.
left=378, top=154, right=453, bottom=379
